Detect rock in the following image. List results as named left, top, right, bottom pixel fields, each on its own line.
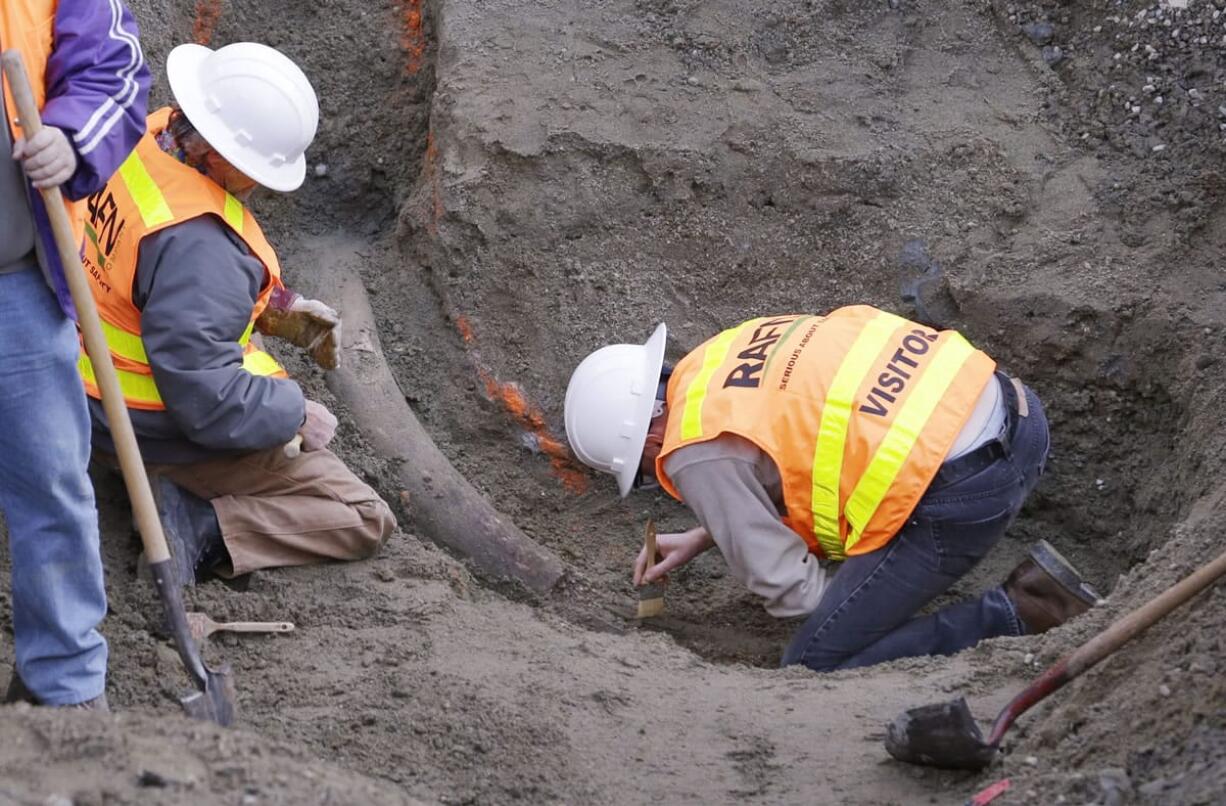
left=1099, top=768, right=1134, bottom=806
left=1022, top=21, right=1054, bottom=46
left=1042, top=45, right=1065, bottom=66
left=137, top=770, right=170, bottom=788
left=1138, top=778, right=1169, bottom=797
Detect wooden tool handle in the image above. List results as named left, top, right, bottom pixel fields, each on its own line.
left=284, top=433, right=304, bottom=458
left=221, top=621, right=295, bottom=634
left=644, top=518, right=658, bottom=565
left=1, top=53, right=170, bottom=564
left=986, top=543, right=1226, bottom=746
left=1066, top=544, right=1226, bottom=676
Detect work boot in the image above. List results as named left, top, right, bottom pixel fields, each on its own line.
left=4, top=673, right=110, bottom=712
left=1004, top=539, right=1103, bottom=634
left=151, top=476, right=227, bottom=588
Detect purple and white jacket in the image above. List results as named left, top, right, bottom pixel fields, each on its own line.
left=18, top=0, right=150, bottom=318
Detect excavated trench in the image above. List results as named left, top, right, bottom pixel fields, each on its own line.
left=0, top=1, right=1223, bottom=804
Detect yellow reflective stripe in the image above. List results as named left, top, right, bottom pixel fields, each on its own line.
left=78, top=353, right=163, bottom=405
left=242, top=349, right=282, bottom=377
left=809, top=311, right=906, bottom=559
left=679, top=323, right=751, bottom=440
left=117, top=151, right=173, bottom=228
left=100, top=319, right=255, bottom=363
left=101, top=320, right=147, bottom=363
left=843, top=334, right=975, bottom=551
left=223, top=192, right=245, bottom=233
left=80, top=347, right=280, bottom=408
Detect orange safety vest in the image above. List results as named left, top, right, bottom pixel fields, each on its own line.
left=0, top=0, right=84, bottom=245
left=78, top=106, right=287, bottom=411
left=656, top=306, right=997, bottom=560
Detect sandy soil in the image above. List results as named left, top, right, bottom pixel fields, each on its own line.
left=1, top=0, right=1224, bottom=803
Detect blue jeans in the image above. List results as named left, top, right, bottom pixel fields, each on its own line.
left=0, top=268, right=107, bottom=704
left=782, top=375, right=1049, bottom=672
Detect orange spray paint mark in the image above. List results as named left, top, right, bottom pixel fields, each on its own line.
left=420, top=130, right=444, bottom=235
left=454, top=317, right=589, bottom=494
left=192, top=0, right=224, bottom=45
left=454, top=314, right=476, bottom=344
left=402, top=0, right=426, bottom=75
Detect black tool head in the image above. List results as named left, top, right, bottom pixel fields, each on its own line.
left=179, top=662, right=237, bottom=727
left=883, top=696, right=998, bottom=770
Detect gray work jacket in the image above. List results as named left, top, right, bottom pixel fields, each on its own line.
left=88, top=215, right=305, bottom=464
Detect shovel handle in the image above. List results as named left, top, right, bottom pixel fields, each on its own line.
left=986, top=544, right=1226, bottom=746
left=2, top=53, right=170, bottom=565
left=2, top=53, right=229, bottom=720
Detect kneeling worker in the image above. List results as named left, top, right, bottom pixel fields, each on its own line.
left=564, top=307, right=1100, bottom=671
left=80, top=42, right=394, bottom=586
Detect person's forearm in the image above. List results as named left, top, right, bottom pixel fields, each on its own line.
left=45, top=0, right=150, bottom=199
left=686, top=526, right=716, bottom=552
left=761, top=561, right=828, bottom=619
left=671, top=455, right=823, bottom=617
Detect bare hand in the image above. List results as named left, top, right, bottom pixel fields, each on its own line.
left=299, top=399, right=338, bottom=452
left=13, top=126, right=77, bottom=188
left=633, top=526, right=715, bottom=586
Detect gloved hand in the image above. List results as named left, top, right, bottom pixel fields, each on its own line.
left=299, top=399, right=338, bottom=452
left=255, top=287, right=342, bottom=370
left=13, top=126, right=77, bottom=188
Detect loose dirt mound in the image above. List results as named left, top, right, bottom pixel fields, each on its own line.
left=1, top=0, right=1223, bottom=804
left=0, top=704, right=420, bottom=805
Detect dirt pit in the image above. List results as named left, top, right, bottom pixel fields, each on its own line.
left=2, top=0, right=1225, bottom=803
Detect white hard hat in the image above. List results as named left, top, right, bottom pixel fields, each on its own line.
left=564, top=324, right=667, bottom=497
left=167, top=42, right=319, bottom=192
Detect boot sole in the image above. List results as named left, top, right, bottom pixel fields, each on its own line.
left=1030, top=539, right=1104, bottom=606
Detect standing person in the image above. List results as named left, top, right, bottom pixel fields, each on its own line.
left=564, top=307, right=1101, bottom=672
left=81, top=42, right=395, bottom=589
left=1, top=1, right=149, bottom=711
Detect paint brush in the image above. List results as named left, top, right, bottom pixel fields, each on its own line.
left=637, top=518, right=666, bottom=618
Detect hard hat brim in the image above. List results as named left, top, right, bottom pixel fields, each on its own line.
left=166, top=44, right=308, bottom=193
left=615, top=322, right=668, bottom=498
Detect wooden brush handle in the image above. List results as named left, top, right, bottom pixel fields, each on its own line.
left=284, top=433, right=304, bottom=458
left=644, top=518, right=658, bottom=564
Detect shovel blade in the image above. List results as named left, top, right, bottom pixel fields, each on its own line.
left=179, top=663, right=237, bottom=727
left=884, top=696, right=998, bottom=770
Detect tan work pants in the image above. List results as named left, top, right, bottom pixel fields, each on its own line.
left=155, top=446, right=396, bottom=577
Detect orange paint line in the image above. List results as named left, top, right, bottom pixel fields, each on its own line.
left=403, top=0, right=426, bottom=75
left=421, top=130, right=444, bottom=235
left=453, top=313, right=475, bottom=344
left=455, top=317, right=589, bottom=494
left=192, top=0, right=224, bottom=46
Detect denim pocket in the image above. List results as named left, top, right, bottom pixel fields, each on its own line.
left=929, top=505, right=1018, bottom=577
